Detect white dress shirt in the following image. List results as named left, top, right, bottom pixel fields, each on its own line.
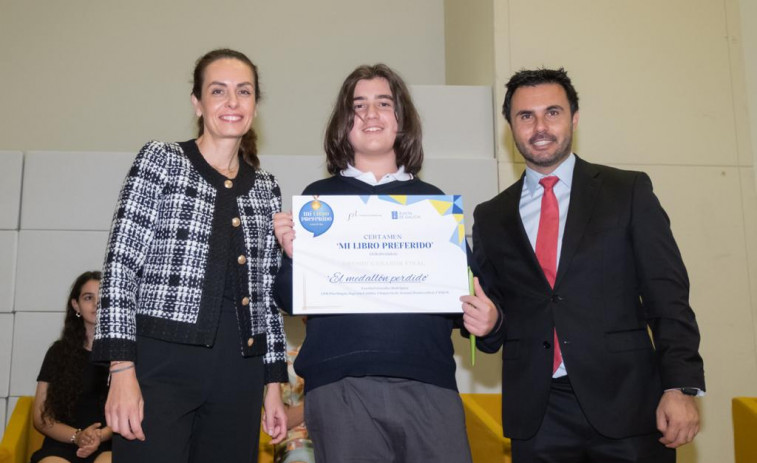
left=341, top=164, right=412, bottom=185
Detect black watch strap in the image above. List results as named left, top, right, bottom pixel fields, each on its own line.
left=680, top=387, right=699, bottom=396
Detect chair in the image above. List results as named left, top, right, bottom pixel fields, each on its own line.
left=733, top=397, right=757, bottom=463
left=461, top=393, right=511, bottom=462
left=0, top=397, right=44, bottom=463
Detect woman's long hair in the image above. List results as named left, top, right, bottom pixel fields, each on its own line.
left=41, top=271, right=101, bottom=423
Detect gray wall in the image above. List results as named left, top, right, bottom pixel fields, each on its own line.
left=0, top=0, right=446, bottom=154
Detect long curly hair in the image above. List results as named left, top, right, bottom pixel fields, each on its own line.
left=41, top=271, right=102, bottom=424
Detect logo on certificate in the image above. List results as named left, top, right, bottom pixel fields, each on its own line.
left=390, top=210, right=420, bottom=220
left=298, top=199, right=334, bottom=237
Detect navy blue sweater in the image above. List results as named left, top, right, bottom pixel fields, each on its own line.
left=274, top=175, right=463, bottom=393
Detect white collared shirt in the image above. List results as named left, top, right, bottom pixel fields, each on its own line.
left=341, top=164, right=413, bottom=186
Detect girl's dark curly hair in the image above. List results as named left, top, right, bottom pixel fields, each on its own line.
left=41, top=270, right=101, bottom=424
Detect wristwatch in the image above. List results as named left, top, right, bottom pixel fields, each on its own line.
left=679, top=387, right=699, bottom=396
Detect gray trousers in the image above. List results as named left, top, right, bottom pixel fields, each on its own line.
left=305, top=376, right=473, bottom=463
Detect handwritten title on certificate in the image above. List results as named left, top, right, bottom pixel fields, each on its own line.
left=292, top=195, right=468, bottom=314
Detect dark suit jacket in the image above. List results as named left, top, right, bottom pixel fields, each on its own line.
left=473, top=156, right=705, bottom=440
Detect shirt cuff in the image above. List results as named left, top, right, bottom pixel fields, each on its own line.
left=665, top=387, right=705, bottom=397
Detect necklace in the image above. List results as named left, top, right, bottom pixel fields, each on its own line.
left=195, top=138, right=240, bottom=179
left=211, top=156, right=239, bottom=179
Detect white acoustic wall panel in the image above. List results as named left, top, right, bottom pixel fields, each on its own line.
left=419, top=158, right=499, bottom=235
left=5, top=396, right=18, bottom=426
left=0, top=232, right=17, bottom=313
left=259, top=155, right=329, bottom=213
left=0, top=398, right=6, bottom=435
left=10, top=312, right=65, bottom=396
left=21, top=151, right=136, bottom=231
left=412, top=85, right=494, bottom=159
left=0, top=314, right=13, bottom=397
left=15, top=231, right=108, bottom=312
left=0, top=151, right=23, bottom=230
left=6, top=397, right=19, bottom=426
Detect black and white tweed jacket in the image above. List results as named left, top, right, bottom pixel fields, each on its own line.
left=92, top=140, right=287, bottom=383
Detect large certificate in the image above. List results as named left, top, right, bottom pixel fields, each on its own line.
left=292, top=195, right=468, bottom=314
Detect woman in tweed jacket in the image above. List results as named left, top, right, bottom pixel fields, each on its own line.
left=91, top=49, right=287, bottom=462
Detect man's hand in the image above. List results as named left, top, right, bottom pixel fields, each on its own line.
left=273, top=212, right=295, bottom=258
left=105, top=363, right=145, bottom=441
left=460, top=277, right=499, bottom=336
left=656, top=389, right=700, bottom=448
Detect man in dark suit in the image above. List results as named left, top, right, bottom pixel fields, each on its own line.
left=460, top=68, right=705, bottom=462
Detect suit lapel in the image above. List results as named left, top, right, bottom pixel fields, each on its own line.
left=555, top=156, right=601, bottom=287
left=502, top=174, right=552, bottom=289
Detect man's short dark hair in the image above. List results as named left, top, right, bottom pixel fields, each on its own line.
left=324, top=64, right=423, bottom=175
left=502, top=68, right=579, bottom=123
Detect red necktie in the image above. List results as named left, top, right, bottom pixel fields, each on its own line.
left=535, top=176, right=562, bottom=374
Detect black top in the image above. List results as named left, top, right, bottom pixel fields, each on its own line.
left=37, top=342, right=109, bottom=429
left=274, top=175, right=463, bottom=392
left=31, top=342, right=112, bottom=463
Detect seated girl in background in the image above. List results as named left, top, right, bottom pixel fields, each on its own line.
left=31, top=271, right=111, bottom=463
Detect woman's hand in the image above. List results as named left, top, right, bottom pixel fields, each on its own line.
left=273, top=211, right=295, bottom=258
left=105, top=362, right=145, bottom=441
left=75, top=422, right=103, bottom=458
left=262, top=385, right=288, bottom=444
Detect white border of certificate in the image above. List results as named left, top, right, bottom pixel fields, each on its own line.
left=292, top=195, right=468, bottom=314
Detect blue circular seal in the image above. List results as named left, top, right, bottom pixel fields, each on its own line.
left=299, top=199, right=334, bottom=237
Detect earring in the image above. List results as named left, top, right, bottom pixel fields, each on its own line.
left=75, top=312, right=81, bottom=318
